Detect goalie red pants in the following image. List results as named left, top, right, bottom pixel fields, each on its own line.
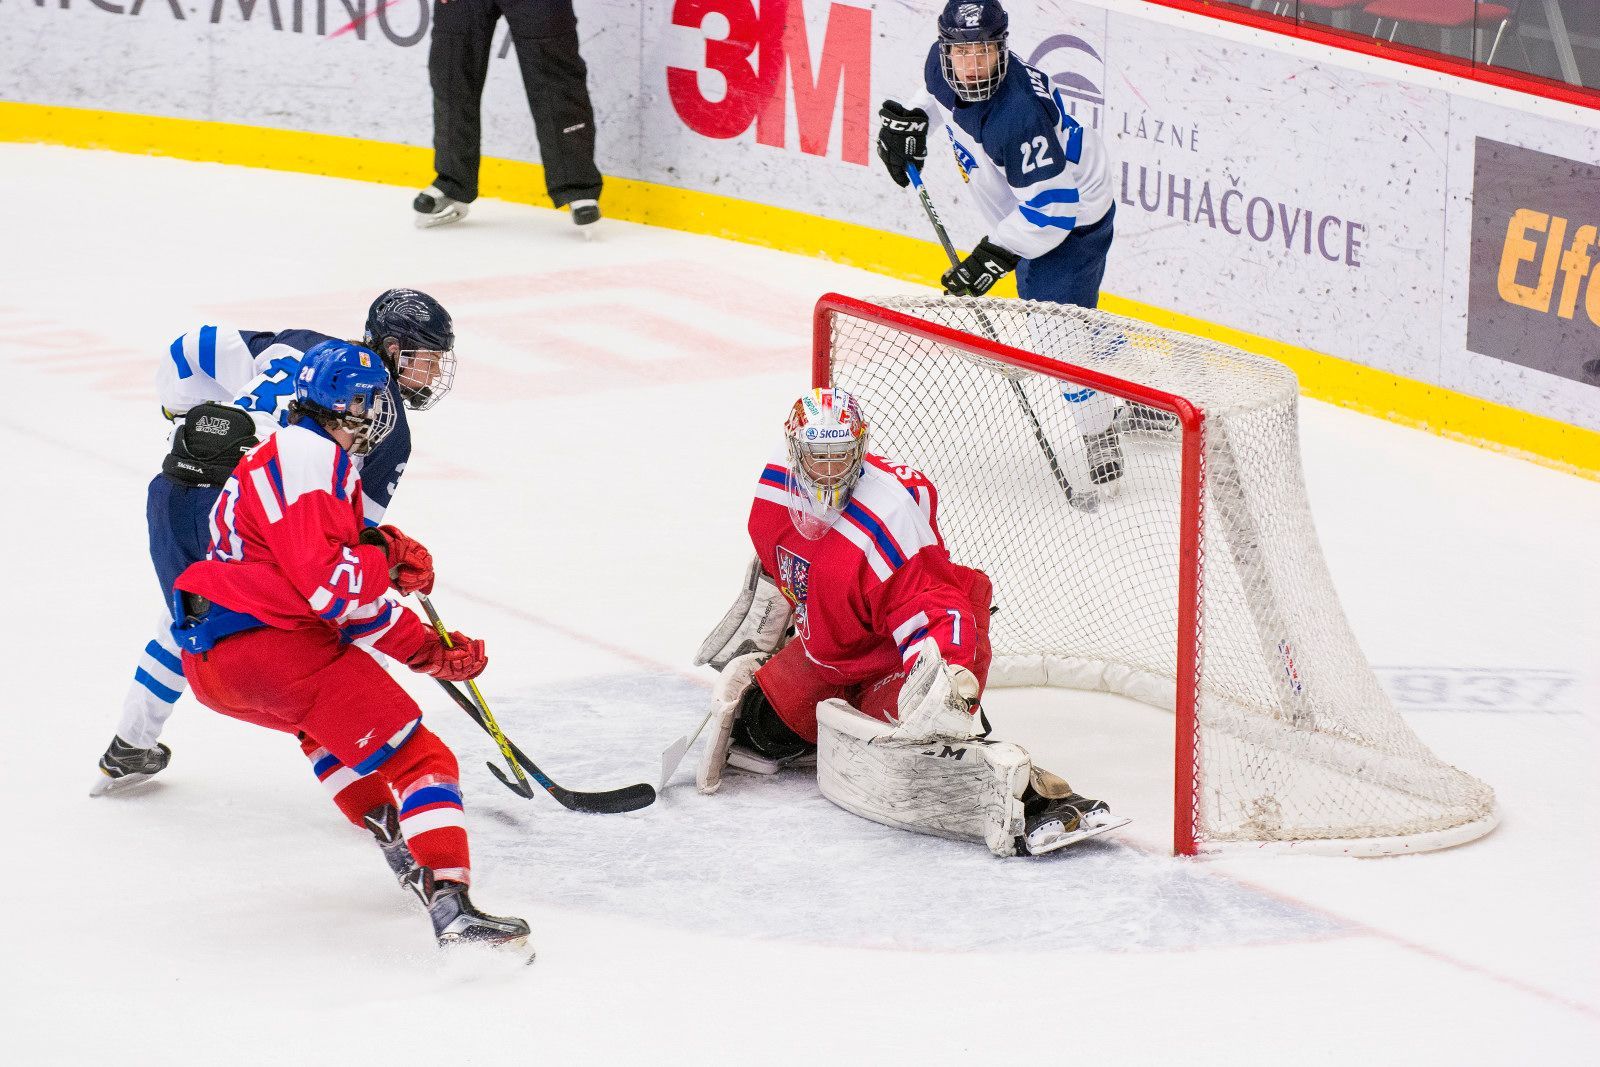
left=754, top=607, right=993, bottom=745
left=183, top=625, right=472, bottom=884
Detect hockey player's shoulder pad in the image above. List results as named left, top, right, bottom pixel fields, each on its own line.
left=863, top=454, right=940, bottom=527
left=987, top=61, right=1076, bottom=188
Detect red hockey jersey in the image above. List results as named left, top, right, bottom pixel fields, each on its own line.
left=749, top=450, right=991, bottom=687
left=175, top=421, right=430, bottom=662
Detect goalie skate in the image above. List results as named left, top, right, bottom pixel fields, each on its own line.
left=1021, top=802, right=1130, bottom=855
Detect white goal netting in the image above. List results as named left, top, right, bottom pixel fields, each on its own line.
left=820, top=294, right=1496, bottom=855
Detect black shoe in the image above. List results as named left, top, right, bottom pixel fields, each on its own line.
left=413, top=186, right=468, bottom=229
left=405, top=868, right=532, bottom=954
left=361, top=804, right=420, bottom=887
left=90, top=736, right=171, bottom=796
left=1083, top=428, right=1124, bottom=486
left=569, top=199, right=600, bottom=227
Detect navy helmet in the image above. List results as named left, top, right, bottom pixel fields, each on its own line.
left=292, top=340, right=395, bottom=455
left=938, top=0, right=1009, bottom=103
left=363, top=288, right=457, bottom=411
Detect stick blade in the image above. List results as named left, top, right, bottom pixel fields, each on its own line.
left=556, top=782, right=658, bottom=815
left=659, top=735, right=690, bottom=792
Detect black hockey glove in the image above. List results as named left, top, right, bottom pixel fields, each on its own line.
left=876, top=100, right=929, bottom=188
left=941, top=238, right=1021, bottom=297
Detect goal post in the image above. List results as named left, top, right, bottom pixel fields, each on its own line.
left=812, top=293, right=1498, bottom=857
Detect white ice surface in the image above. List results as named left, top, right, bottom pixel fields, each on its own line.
left=1, top=143, right=1597, bottom=1064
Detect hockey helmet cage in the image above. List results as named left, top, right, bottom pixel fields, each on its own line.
left=363, top=288, right=457, bottom=411
left=291, top=340, right=396, bottom=455
left=938, top=0, right=1009, bottom=103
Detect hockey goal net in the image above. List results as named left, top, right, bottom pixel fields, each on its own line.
left=814, top=293, right=1497, bottom=856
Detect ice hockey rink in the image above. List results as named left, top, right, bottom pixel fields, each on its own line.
left=2, top=142, right=1597, bottom=1064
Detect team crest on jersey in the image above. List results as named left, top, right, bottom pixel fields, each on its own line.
left=947, top=130, right=977, bottom=183
left=776, top=546, right=813, bottom=641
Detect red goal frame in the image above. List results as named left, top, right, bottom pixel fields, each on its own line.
left=813, top=293, right=1211, bottom=855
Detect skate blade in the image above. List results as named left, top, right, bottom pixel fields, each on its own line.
left=414, top=207, right=467, bottom=230
left=1027, top=814, right=1131, bottom=856
left=89, top=769, right=161, bottom=797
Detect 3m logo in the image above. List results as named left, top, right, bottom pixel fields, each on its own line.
left=667, top=0, right=873, bottom=165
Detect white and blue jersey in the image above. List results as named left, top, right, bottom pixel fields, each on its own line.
left=157, top=325, right=411, bottom=524
left=116, top=324, right=417, bottom=752
left=915, top=47, right=1112, bottom=263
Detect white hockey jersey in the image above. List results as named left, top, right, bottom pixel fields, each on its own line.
left=911, top=46, right=1112, bottom=261
left=154, top=325, right=411, bottom=524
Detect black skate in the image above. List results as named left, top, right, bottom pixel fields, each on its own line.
left=405, top=868, right=533, bottom=958
left=1082, top=427, right=1125, bottom=486
left=1018, top=791, right=1129, bottom=856
left=1115, top=402, right=1180, bottom=436
left=569, top=199, right=601, bottom=228
left=90, top=735, right=171, bottom=797
left=413, top=186, right=468, bottom=229
left=361, top=804, right=419, bottom=887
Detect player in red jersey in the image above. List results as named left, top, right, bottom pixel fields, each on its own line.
left=172, top=340, right=530, bottom=952
left=696, top=388, right=1126, bottom=856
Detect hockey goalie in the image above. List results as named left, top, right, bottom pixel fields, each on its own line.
left=695, top=388, right=1128, bottom=856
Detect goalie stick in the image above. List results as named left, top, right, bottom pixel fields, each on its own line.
left=905, top=162, right=1096, bottom=514
left=418, top=594, right=657, bottom=814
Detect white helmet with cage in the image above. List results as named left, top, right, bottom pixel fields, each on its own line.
left=784, top=388, right=869, bottom=540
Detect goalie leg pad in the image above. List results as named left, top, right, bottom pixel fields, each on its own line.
left=816, top=698, right=1031, bottom=857
left=697, top=652, right=766, bottom=795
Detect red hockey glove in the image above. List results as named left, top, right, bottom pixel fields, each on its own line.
left=407, top=629, right=487, bottom=682
left=360, top=524, right=435, bottom=595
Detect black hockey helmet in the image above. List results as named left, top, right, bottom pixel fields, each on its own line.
left=363, top=288, right=457, bottom=411
left=937, top=0, right=1009, bottom=104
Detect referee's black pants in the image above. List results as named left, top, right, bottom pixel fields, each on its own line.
left=428, top=0, right=602, bottom=207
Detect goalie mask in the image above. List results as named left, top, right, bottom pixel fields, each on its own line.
left=783, top=388, right=868, bottom=540
left=937, top=0, right=1009, bottom=104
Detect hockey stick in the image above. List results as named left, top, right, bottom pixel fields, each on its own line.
left=415, top=593, right=535, bottom=799
left=657, top=704, right=718, bottom=792
left=416, top=593, right=656, bottom=813
left=905, top=162, right=1095, bottom=513
left=431, top=675, right=658, bottom=814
